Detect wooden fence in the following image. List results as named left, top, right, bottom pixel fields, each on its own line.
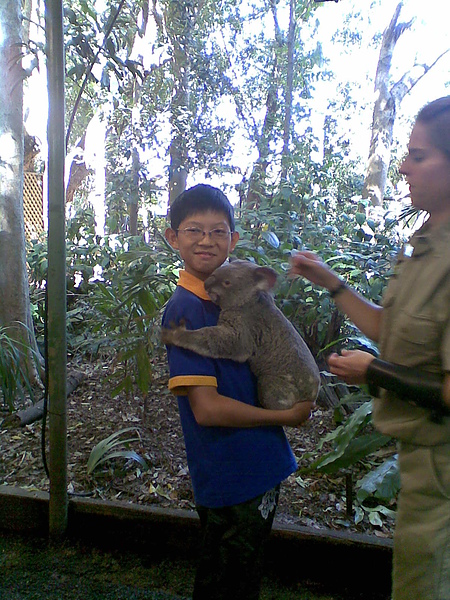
left=23, top=171, right=44, bottom=239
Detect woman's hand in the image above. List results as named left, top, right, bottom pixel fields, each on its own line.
left=328, top=349, right=376, bottom=385
left=289, top=250, right=341, bottom=290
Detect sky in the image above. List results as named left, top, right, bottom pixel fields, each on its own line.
left=311, top=0, right=450, bottom=153
left=23, top=0, right=450, bottom=224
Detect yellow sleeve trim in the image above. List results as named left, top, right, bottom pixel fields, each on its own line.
left=168, top=375, right=218, bottom=396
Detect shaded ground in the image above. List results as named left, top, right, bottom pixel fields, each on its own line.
left=0, top=530, right=390, bottom=600
left=0, top=354, right=396, bottom=537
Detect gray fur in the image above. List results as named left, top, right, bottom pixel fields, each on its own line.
left=162, top=259, right=320, bottom=410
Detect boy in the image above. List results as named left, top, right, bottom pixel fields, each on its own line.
left=162, top=183, right=314, bottom=600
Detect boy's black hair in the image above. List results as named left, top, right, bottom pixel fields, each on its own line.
left=169, top=184, right=235, bottom=231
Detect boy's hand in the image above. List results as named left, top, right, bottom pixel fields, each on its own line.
left=280, top=401, right=315, bottom=427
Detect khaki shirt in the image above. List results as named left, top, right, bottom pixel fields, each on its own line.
left=372, top=218, right=450, bottom=446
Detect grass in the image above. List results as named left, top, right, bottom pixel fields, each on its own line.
left=0, top=531, right=388, bottom=600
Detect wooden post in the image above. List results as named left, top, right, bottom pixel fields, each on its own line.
left=45, top=0, right=67, bottom=538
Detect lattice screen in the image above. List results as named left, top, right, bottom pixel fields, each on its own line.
left=23, top=172, right=44, bottom=239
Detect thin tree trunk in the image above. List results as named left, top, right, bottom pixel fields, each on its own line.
left=245, top=0, right=282, bottom=208
left=281, top=0, right=296, bottom=182
left=128, top=147, right=140, bottom=235
left=165, top=1, right=193, bottom=205
left=66, top=132, right=90, bottom=205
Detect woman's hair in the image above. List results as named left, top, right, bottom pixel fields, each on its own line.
left=416, top=96, right=450, bottom=160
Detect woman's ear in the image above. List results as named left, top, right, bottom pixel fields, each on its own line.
left=165, top=228, right=179, bottom=249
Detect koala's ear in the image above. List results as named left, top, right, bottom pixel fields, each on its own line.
left=254, top=266, right=278, bottom=290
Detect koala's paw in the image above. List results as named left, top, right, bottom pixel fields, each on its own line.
left=161, top=320, right=186, bottom=345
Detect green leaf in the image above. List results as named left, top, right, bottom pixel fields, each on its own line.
left=262, top=231, right=280, bottom=248
left=304, top=402, right=391, bottom=474
left=368, top=510, right=383, bottom=527
left=87, top=427, right=148, bottom=474
left=356, top=454, right=400, bottom=503
left=314, top=431, right=391, bottom=474
left=355, top=212, right=366, bottom=226
left=88, top=450, right=149, bottom=473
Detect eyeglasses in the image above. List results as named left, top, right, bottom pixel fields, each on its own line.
left=176, top=227, right=232, bottom=242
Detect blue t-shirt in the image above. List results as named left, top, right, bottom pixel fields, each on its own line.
left=162, top=270, right=297, bottom=508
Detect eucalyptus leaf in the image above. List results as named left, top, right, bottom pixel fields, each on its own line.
left=262, top=231, right=280, bottom=248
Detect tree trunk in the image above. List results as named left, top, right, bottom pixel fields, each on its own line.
left=165, top=0, right=193, bottom=205
left=128, top=147, right=140, bottom=235
left=66, top=132, right=90, bottom=205
left=245, top=0, right=282, bottom=208
left=280, top=0, right=296, bottom=182
left=245, top=62, right=279, bottom=209
left=362, top=3, right=447, bottom=207
left=0, top=0, right=40, bottom=383
left=362, top=2, right=411, bottom=206
left=1, top=369, right=84, bottom=428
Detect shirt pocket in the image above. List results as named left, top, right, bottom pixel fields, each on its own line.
left=394, top=309, right=442, bottom=366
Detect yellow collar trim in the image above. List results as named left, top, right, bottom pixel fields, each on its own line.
left=177, top=270, right=211, bottom=301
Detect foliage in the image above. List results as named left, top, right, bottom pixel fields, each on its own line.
left=27, top=207, right=120, bottom=345
left=27, top=218, right=178, bottom=398
left=303, top=397, right=390, bottom=474
left=232, top=175, right=405, bottom=524
left=74, top=235, right=177, bottom=397
left=0, top=325, right=38, bottom=411
left=64, top=0, right=147, bottom=147
left=298, top=390, right=399, bottom=528
left=86, top=427, right=149, bottom=475
left=235, top=180, right=402, bottom=358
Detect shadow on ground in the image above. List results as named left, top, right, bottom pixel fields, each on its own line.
left=0, top=530, right=390, bottom=600
left=0, top=487, right=392, bottom=600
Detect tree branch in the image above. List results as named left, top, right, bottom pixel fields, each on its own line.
left=391, top=48, right=450, bottom=104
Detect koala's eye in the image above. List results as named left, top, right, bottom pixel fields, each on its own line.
left=223, top=280, right=232, bottom=287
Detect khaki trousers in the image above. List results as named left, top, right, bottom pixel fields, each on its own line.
left=392, top=442, right=450, bottom=600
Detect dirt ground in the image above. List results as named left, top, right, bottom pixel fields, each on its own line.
left=0, top=353, right=396, bottom=538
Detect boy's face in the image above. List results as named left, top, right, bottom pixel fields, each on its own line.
left=165, top=211, right=239, bottom=281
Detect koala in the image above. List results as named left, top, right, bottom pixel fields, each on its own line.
left=161, top=259, right=320, bottom=410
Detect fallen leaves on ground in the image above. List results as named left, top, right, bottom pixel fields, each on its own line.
left=0, top=354, right=395, bottom=538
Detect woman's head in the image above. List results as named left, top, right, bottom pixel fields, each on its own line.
left=400, top=96, right=450, bottom=225
left=415, top=96, right=450, bottom=160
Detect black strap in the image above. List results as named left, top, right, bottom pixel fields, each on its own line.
left=366, top=358, right=449, bottom=424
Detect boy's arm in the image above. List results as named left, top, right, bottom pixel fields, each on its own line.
left=187, top=386, right=314, bottom=428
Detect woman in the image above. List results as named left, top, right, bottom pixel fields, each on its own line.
left=290, top=96, right=450, bottom=600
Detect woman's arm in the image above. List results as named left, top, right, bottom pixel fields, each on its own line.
left=290, top=251, right=383, bottom=342
left=187, top=386, right=314, bottom=428
left=328, top=349, right=450, bottom=422
left=444, top=373, right=450, bottom=408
